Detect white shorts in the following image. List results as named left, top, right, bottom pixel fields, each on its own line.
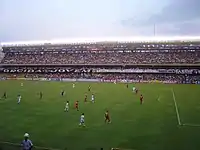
left=91, top=98, right=94, bottom=101
left=80, top=119, right=84, bottom=124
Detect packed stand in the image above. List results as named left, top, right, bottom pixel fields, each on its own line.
left=1, top=51, right=200, bottom=64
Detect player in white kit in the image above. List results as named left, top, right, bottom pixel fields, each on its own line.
left=132, top=87, right=136, bottom=92
left=17, top=94, right=21, bottom=104
left=64, top=101, right=69, bottom=112
left=79, top=113, right=85, bottom=126
left=91, top=94, right=95, bottom=103
left=72, top=83, right=75, bottom=88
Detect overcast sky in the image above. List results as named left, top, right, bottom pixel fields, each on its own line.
left=0, top=0, right=200, bottom=42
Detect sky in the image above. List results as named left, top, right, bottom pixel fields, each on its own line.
left=0, top=0, right=200, bottom=42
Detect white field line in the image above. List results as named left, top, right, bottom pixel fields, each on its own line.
left=171, top=88, right=182, bottom=125
left=183, top=123, right=200, bottom=127
left=0, top=141, right=61, bottom=150
left=112, top=148, right=138, bottom=150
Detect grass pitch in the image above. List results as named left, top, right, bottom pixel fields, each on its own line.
left=0, top=80, right=200, bottom=150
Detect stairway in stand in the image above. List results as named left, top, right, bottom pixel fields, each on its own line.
left=0, top=48, right=5, bottom=63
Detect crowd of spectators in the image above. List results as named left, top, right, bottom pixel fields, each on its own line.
left=1, top=43, right=200, bottom=83
left=1, top=51, right=200, bottom=64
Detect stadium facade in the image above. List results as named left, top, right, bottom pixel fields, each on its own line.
left=0, top=36, right=200, bottom=84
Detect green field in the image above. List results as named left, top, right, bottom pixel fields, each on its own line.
left=0, top=80, right=200, bottom=150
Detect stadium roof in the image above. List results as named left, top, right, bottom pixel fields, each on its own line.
left=1, top=36, right=200, bottom=47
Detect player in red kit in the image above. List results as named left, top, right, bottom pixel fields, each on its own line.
left=136, top=89, right=138, bottom=94
left=84, top=94, right=87, bottom=102
left=140, top=94, right=143, bottom=104
left=75, top=101, right=79, bottom=111
left=105, top=110, right=111, bottom=123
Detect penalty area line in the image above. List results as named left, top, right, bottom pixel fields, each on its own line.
left=171, top=88, right=182, bottom=126
left=0, top=141, right=61, bottom=150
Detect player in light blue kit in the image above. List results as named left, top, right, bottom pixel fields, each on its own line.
left=79, top=113, right=85, bottom=126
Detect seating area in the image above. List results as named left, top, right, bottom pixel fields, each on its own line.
left=1, top=42, right=200, bottom=64
left=1, top=51, right=200, bottom=64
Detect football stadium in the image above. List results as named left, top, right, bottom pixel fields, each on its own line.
left=0, top=37, right=200, bottom=150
